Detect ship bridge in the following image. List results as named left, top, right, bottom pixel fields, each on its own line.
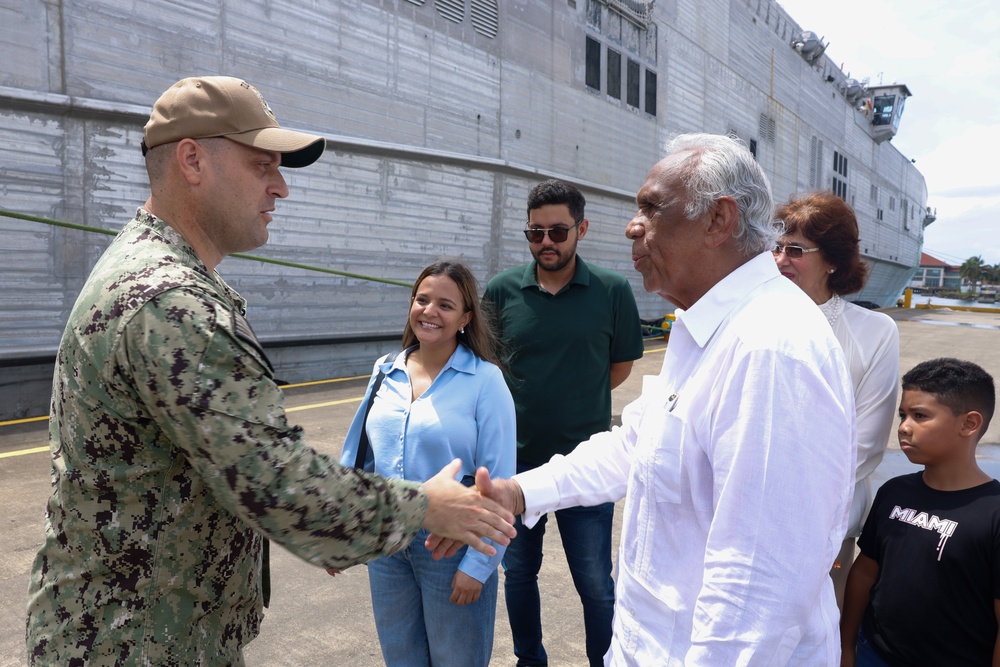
left=867, top=84, right=912, bottom=143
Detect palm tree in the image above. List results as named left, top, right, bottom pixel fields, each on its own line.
left=960, top=256, right=985, bottom=290
left=988, top=264, right=1000, bottom=287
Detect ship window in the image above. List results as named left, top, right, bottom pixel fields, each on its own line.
left=872, top=95, right=895, bottom=126
left=627, top=59, right=640, bottom=108
left=833, top=151, right=848, bottom=177
left=833, top=177, right=847, bottom=201
left=470, top=0, right=499, bottom=38
left=645, top=69, right=657, bottom=116
left=434, top=0, right=464, bottom=23
left=586, top=37, right=602, bottom=91
left=749, top=139, right=757, bottom=158
left=608, top=48, right=622, bottom=100
left=404, top=0, right=426, bottom=4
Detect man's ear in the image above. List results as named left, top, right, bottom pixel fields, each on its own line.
left=704, top=196, right=738, bottom=249
left=960, top=410, right=984, bottom=438
left=577, top=218, right=589, bottom=239
left=176, top=138, right=208, bottom=185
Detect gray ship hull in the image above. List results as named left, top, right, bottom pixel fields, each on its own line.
left=0, top=0, right=931, bottom=419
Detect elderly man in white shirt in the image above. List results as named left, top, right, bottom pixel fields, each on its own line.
left=437, top=133, right=857, bottom=666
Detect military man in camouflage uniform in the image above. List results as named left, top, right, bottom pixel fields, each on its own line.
left=25, top=76, right=515, bottom=666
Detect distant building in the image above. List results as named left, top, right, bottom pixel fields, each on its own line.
left=909, top=253, right=962, bottom=291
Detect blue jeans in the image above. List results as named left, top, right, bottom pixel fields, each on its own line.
left=368, top=529, right=498, bottom=667
left=855, top=627, right=890, bottom=667
left=502, top=502, right=616, bottom=667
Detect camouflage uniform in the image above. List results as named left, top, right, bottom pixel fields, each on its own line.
left=26, top=208, right=427, bottom=666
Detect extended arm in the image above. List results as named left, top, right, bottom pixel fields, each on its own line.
left=129, top=292, right=512, bottom=570
left=427, top=386, right=646, bottom=559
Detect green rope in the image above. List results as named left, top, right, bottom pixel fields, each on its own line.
left=0, top=209, right=413, bottom=288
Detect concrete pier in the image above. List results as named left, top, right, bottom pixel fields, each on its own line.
left=2, top=307, right=998, bottom=666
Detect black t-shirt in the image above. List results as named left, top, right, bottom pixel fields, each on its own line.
left=858, top=472, right=1000, bottom=666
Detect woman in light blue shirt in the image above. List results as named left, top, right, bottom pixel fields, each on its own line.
left=340, top=260, right=516, bottom=667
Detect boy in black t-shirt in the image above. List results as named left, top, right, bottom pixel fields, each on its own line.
left=841, top=358, right=1000, bottom=667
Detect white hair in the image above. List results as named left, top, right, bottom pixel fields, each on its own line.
left=664, top=133, right=780, bottom=256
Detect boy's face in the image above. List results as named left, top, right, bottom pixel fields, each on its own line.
left=897, top=388, right=969, bottom=465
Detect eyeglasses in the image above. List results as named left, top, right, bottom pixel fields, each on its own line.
left=523, top=220, right=582, bottom=244
left=772, top=243, right=821, bottom=259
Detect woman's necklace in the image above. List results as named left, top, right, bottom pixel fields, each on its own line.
left=819, top=293, right=844, bottom=326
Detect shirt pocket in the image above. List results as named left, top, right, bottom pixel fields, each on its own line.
left=634, top=383, right=686, bottom=505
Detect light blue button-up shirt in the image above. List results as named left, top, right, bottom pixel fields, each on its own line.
left=341, top=343, right=516, bottom=581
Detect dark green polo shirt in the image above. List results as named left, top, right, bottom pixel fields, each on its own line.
left=483, top=257, right=644, bottom=466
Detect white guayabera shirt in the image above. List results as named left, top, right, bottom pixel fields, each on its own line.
left=516, top=252, right=858, bottom=667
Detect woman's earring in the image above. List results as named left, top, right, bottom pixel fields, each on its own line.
left=460, top=327, right=465, bottom=334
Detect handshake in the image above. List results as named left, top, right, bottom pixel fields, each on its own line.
left=421, top=460, right=527, bottom=559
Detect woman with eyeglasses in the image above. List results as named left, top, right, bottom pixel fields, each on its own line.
left=337, top=260, right=516, bottom=666
left=773, top=191, right=900, bottom=609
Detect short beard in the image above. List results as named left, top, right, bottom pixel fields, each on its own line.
left=534, top=249, right=573, bottom=273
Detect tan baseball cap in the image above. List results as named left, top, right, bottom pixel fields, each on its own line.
left=142, top=76, right=325, bottom=168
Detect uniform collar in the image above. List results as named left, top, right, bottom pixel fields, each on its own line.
left=132, top=207, right=247, bottom=314
left=134, top=207, right=203, bottom=268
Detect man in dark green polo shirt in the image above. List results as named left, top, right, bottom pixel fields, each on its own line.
left=483, top=179, right=644, bottom=667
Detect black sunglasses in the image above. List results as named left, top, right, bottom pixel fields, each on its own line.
left=523, top=220, right=582, bottom=244
left=772, top=243, right=821, bottom=259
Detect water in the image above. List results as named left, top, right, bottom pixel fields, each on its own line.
left=908, top=295, right=1000, bottom=311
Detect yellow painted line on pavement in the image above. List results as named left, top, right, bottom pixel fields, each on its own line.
left=0, top=353, right=663, bottom=458
left=282, top=374, right=368, bottom=389
left=1, top=390, right=365, bottom=459
left=0, top=414, right=49, bottom=426
left=286, top=396, right=364, bottom=412
left=0, top=446, right=49, bottom=459
left=0, top=376, right=367, bottom=428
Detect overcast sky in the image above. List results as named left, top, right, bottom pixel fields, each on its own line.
left=776, top=0, right=1000, bottom=267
